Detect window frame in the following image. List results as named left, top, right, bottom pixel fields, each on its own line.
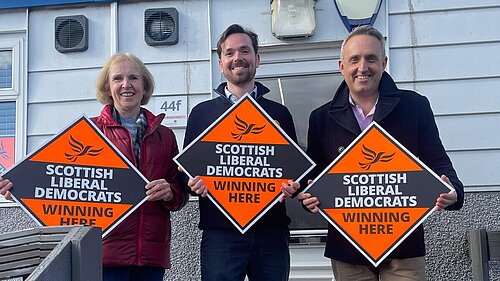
left=257, top=73, right=344, bottom=234
left=0, top=33, right=26, bottom=207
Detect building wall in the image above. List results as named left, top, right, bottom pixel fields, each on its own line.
left=25, top=0, right=212, bottom=150
left=387, top=1, right=500, bottom=279
left=0, top=0, right=499, bottom=280
left=2, top=192, right=499, bottom=280
left=387, top=0, right=500, bottom=193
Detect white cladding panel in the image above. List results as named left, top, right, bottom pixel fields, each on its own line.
left=389, top=6, right=500, bottom=47
left=26, top=99, right=198, bottom=153
left=437, top=113, right=500, bottom=188
left=397, top=78, right=500, bottom=115
left=28, top=68, right=99, bottom=103
left=28, top=5, right=112, bottom=71
left=255, top=44, right=341, bottom=78
left=25, top=1, right=212, bottom=152
left=209, top=0, right=386, bottom=49
left=435, top=114, right=500, bottom=150
left=28, top=101, right=100, bottom=133
left=388, top=1, right=500, bottom=191
left=117, top=0, right=209, bottom=61
left=210, top=0, right=360, bottom=48
left=257, top=58, right=339, bottom=78
left=147, top=61, right=210, bottom=95
left=389, top=0, right=500, bottom=13
left=448, top=151, right=500, bottom=188
left=0, top=9, right=27, bottom=31
left=389, top=42, right=500, bottom=82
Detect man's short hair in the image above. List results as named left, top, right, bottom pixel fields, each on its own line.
left=341, top=25, right=386, bottom=60
left=216, top=24, right=259, bottom=58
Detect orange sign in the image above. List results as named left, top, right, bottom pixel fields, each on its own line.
left=3, top=116, right=148, bottom=237
left=303, top=122, right=452, bottom=266
left=175, top=94, right=315, bottom=233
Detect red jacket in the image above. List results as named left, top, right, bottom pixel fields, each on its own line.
left=92, top=105, right=187, bottom=268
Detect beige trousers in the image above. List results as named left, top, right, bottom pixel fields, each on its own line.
left=331, top=256, right=426, bottom=281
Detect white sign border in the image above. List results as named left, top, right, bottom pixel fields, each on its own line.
left=3, top=114, right=149, bottom=238
left=302, top=121, right=454, bottom=267
left=175, top=93, right=315, bottom=233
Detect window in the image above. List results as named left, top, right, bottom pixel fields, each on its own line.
left=0, top=102, right=16, bottom=174
left=259, top=73, right=344, bottom=231
left=260, top=74, right=344, bottom=150
left=0, top=51, right=12, bottom=89
left=0, top=35, right=25, bottom=206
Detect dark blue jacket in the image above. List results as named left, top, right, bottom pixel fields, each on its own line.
left=183, top=82, right=297, bottom=230
left=307, top=72, right=464, bottom=264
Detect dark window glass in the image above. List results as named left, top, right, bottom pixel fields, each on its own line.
left=259, top=74, right=343, bottom=231
left=0, top=102, right=16, bottom=136
left=0, top=51, right=12, bottom=89
left=259, top=74, right=344, bottom=150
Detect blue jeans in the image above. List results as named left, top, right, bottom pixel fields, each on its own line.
left=103, top=266, right=165, bottom=281
left=201, top=228, right=290, bottom=281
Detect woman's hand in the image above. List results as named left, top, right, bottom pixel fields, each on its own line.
left=145, top=179, right=173, bottom=201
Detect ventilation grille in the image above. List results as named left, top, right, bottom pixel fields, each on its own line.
left=55, top=15, right=88, bottom=53
left=144, top=8, right=179, bottom=46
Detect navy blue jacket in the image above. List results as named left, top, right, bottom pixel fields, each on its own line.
left=307, top=72, right=464, bottom=264
left=183, top=82, right=297, bottom=230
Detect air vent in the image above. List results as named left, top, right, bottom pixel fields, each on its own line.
left=144, top=8, right=179, bottom=46
left=55, top=15, right=88, bottom=53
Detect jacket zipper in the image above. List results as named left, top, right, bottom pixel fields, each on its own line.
left=111, top=115, right=159, bottom=266
left=137, top=124, right=154, bottom=266
left=135, top=132, right=144, bottom=266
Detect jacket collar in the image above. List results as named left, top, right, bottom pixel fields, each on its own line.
left=98, top=104, right=165, bottom=134
left=213, top=81, right=270, bottom=101
left=327, top=72, right=400, bottom=135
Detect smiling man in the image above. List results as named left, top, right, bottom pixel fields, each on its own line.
left=181, top=24, right=299, bottom=281
left=298, top=25, right=464, bottom=281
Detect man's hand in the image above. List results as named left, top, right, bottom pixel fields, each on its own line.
left=189, top=176, right=208, bottom=197
left=435, top=175, right=457, bottom=211
left=297, top=192, right=320, bottom=213
left=279, top=180, right=300, bottom=202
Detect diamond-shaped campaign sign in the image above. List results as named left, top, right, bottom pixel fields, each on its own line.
left=175, top=94, right=315, bottom=233
left=3, top=116, right=148, bottom=237
left=303, top=122, right=452, bottom=267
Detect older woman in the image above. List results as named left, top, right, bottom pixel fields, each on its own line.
left=0, top=52, right=187, bottom=280
left=92, top=52, right=187, bottom=280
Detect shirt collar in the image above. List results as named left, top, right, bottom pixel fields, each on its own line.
left=225, top=86, right=257, bottom=102
left=349, top=94, right=379, bottom=114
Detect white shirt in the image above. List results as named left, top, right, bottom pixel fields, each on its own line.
left=225, top=86, right=257, bottom=103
